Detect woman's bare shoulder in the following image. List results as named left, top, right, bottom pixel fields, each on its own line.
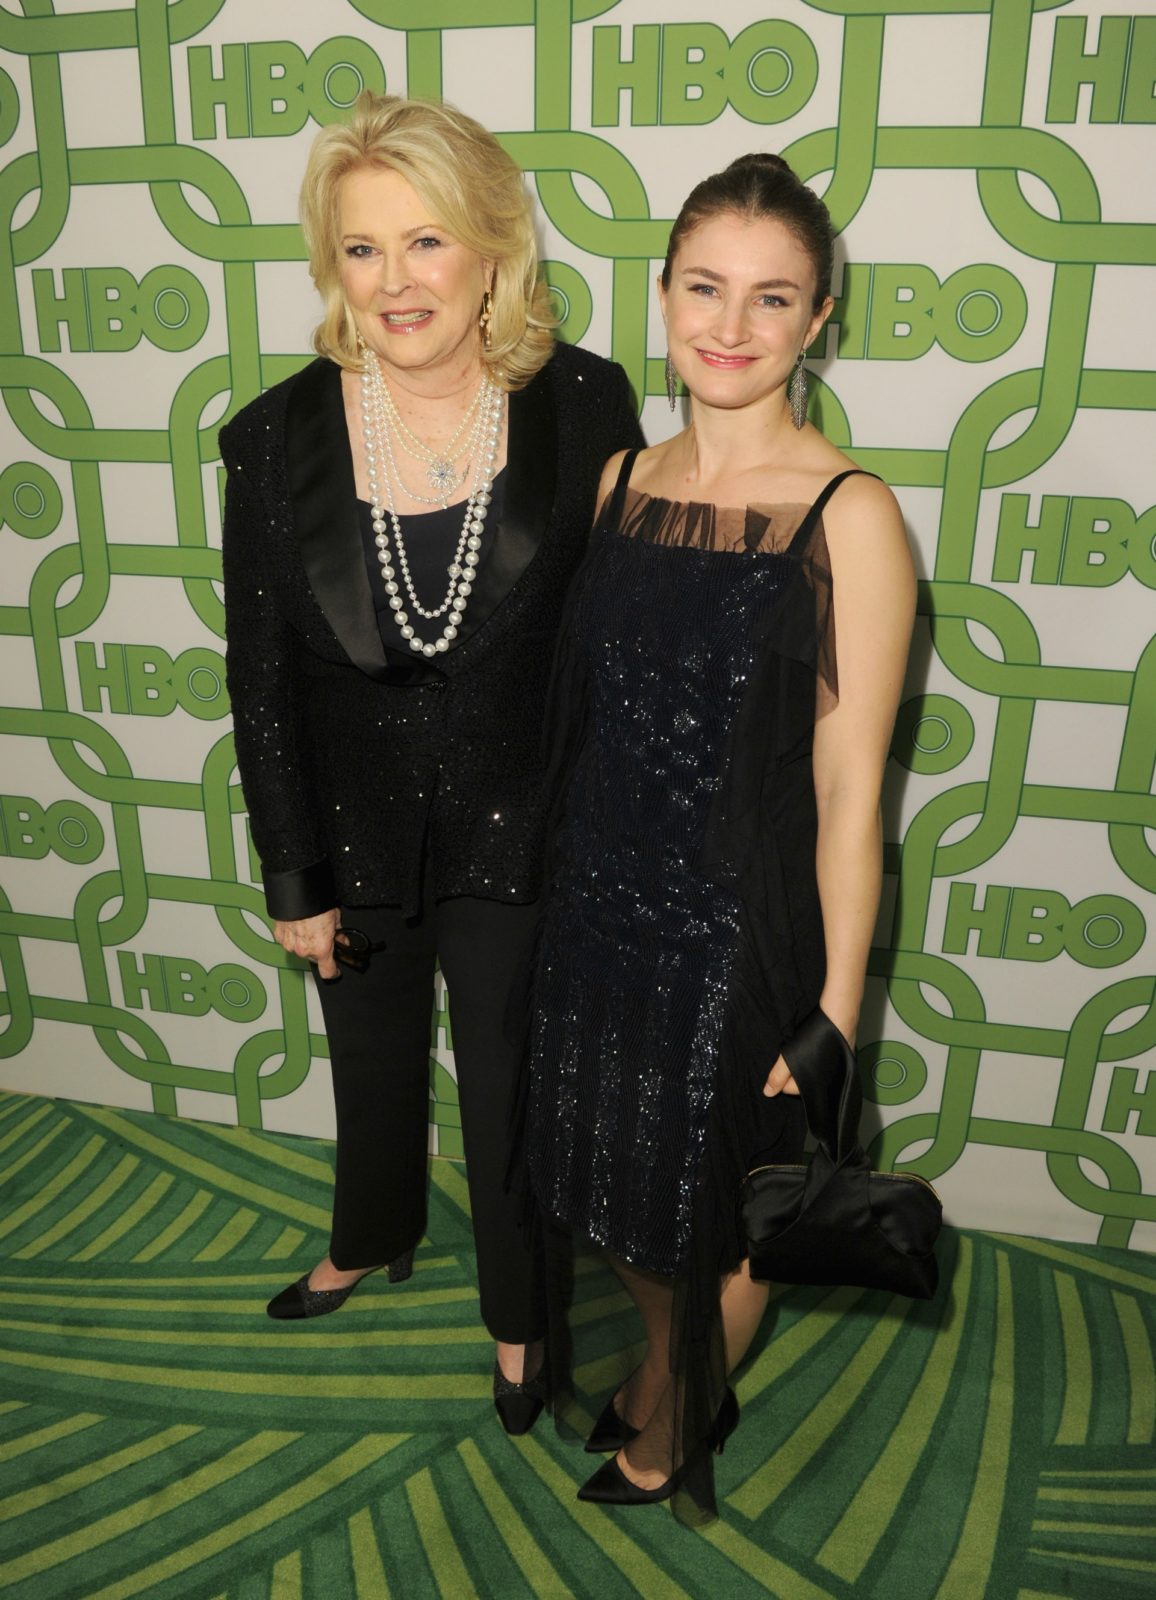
left=820, top=465, right=905, bottom=543
left=595, top=438, right=669, bottom=503
left=820, top=468, right=914, bottom=609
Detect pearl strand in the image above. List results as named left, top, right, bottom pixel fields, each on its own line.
left=361, top=350, right=504, bottom=657
left=373, top=364, right=490, bottom=614
left=377, top=372, right=486, bottom=503
left=379, top=382, right=496, bottom=620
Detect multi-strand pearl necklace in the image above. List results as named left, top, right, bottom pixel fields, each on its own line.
left=361, top=347, right=504, bottom=657
left=376, top=376, right=486, bottom=504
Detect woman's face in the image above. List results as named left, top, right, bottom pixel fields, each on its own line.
left=338, top=165, right=491, bottom=384
left=659, top=211, right=832, bottom=412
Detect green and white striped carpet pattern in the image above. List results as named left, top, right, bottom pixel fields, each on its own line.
left=0, top=1089, right=1152, bottom=1599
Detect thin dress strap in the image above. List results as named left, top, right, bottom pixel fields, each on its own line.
left=789, top=468, right=874, bottom=551
left=603, top=448, right=641, bottom=529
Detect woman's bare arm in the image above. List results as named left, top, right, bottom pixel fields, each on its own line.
left=765, top=474, right=915, bottom=1094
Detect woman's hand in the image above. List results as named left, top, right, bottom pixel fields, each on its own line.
left=763, top=1055, right=800, bottom=1097
left=273, top=908, right=341, bottom=980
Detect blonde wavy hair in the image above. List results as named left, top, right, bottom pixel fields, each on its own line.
left=300, top=92, right=555, bottom=390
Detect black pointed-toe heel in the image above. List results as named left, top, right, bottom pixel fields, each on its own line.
left=266, top=1272, right=368, bottom=1321
left=385, top=1248, right=415, bottom=1284
left=576, top=1388, right=739, bottom=1506
left=584, top=1393, right=642, bottom=1454
left=266, top=1248, right=414, bottom=1321
left=578, top=1453, right=673, bottom=1506
left=493, top=1359, right=547, bottom=1436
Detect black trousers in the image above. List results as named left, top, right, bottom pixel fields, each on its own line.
left=313, top=894, right=542, bottom=1344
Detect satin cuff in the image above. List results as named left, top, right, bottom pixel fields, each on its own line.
left=262, top=858, right=337, bottom=921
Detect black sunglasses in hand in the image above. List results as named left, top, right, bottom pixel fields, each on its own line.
left=317, top=926, right=387, bottom=982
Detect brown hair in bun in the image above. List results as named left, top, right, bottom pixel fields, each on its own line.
left=661, top=153, right=834, bottom=310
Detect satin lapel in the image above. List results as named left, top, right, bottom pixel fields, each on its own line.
left=286, top=358, right=389, bottom=682
left=450, top=363, right=558, bottom=649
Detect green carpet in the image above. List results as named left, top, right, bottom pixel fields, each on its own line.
left=0, top=1089, right=1153, bottom=1599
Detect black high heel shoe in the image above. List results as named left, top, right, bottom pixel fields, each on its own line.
left=576, top=1388, right=739, bottom=1505
left=265, top=1249, right=414, bottom=1321
left=492, top=1358, right=547, bottom=1436
left=585, top=1382, right=643, bottom=1454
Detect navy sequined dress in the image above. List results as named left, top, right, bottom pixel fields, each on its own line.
left=522, top=452, right=859, bottom=1522
left=527, top=484, right=804, bottom=1273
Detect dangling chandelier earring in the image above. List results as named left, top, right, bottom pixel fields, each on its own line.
left=480, top=289, right=494, bottom=352
left=789, top=350, right=809, bottom=430
left=665, top=352, right=678, bottom=411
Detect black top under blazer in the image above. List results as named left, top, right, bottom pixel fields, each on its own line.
left=219, top=342, right=644, bottom=921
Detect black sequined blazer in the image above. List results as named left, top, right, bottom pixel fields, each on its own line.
left=219, top=342, right=643, bottom=920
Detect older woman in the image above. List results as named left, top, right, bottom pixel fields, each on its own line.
left=219, top=92, right=642, bottom=1433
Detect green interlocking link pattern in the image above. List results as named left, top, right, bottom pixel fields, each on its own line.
left=0, top=0, right=1152, bottom=1246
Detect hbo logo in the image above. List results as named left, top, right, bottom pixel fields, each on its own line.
left=33, top=267, right=209, bottom=355
left=118, top=951, right=266, bottom=1023
left=994, top=494, right=1156, bottom=588
left=593, top=20, right=816, bottom=125
left=829, top=264, right=1027, bottom=362
left=188, top=37, right=385, bottom=139
left=0, top=795, right=104, bottom=864
left=76, top=643, right=229, bottom=721
left=1047, top=16, right=1156, bottom=125
left=943, top=883, right=1146, bottom=969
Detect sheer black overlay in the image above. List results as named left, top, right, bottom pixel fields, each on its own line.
left=515, top=452, right=860, bottom=1523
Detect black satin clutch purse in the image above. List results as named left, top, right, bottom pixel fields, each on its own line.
left=742, top=1009, right=942, bottom=1299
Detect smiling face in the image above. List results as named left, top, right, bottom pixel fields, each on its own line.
left=659, top=210, right=832, bottom=414
left=338, top=165, right=491, bottom=385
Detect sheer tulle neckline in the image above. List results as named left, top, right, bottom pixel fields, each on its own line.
left=623, top=485, right=813, bottom=517
left=606, top=485, right=821, bottom=557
